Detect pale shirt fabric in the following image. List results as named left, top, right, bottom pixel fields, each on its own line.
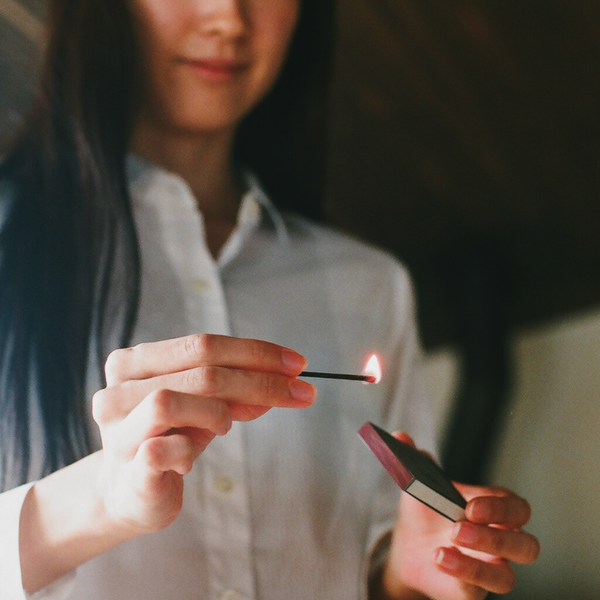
left=0, top=159, right=436, bottom=600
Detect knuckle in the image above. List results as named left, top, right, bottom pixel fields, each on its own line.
left=142, top=436, right=194, bottom=476
left=140, top=436, right=166, bottom=467
left=195, top=365, right=221, bottom=395
left=147, top=389, right=175, bottom=425
left=91, top=389, right=112, bottom=425
left=491, top=497, right=510, bottom=523
left=258, top=373, right=278, bottom=401
left=248, top=339, right=271, bottom=364
left=175, top=435, right=195, bottom=460
left=182, top=333, right=213, bottom=360
left=178, top=458, right=194, bottom=475
left=469, top=558, right=485, bottom=583
left=182, top=366, right=202, bottom=391
left=489, top=531, right=508, bottom=556
left=200, top=396, right=229, bottom=429
left=104, top=347, right=132, bottom=383
left=468, top=557, right=515, bottom=595
left=501, top=494, right=531, bottom=526
left=213, top=400, right=232, bottom=431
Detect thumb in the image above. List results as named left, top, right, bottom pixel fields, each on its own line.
left=391, top=431, right=416, bottom=447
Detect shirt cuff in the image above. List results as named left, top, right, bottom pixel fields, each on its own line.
left=362, top=529, right=393, bottom=600
left=27, top=572, right=77, bottom=600
left=0, top=482, right=77, bottom=600
left=0, top=482, right=35, bottom=600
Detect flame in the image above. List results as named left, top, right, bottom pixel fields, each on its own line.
left=362, top=354, right=382, bottom=384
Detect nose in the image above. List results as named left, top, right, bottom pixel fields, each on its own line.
left=197, top=0, right=247, bottom=39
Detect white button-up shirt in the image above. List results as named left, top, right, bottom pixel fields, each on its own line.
left=0, top=159, right=435, bottom=600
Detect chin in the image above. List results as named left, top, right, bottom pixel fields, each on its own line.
left=164, top=101, right=252, bottom=136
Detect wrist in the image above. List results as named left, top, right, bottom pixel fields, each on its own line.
left=19, top=451, right=136, bottom=593
left=369, top=566, right=428, bottom=600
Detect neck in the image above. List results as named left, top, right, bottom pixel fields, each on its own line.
left=129, top=121, right=244, bottom=224
left=130, top=120, right=246, bottom=258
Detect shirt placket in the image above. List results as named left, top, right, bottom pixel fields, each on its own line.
left=199, top=424, right=255, bottom=600
left=157, top=175, right=257, bottom=600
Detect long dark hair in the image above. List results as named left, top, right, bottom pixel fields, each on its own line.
left=0, top=0, right=335, bottom=489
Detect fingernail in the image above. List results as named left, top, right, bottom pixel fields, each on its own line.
left=436, top=548, right=460, bottom=571
left=467, top=498, right=491, bottom=522
left=290, top=380, right=316, bottom=403
left=452, top=521, right=478, bottom=545
left=282, top=350, right=307, bottom=373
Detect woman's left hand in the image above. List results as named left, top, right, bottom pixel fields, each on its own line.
left=376, top=434, right=540, bottom=600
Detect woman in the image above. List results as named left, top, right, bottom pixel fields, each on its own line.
left=0, top=1, right=539, bottom=598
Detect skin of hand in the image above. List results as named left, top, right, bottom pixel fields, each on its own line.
left=92, top=333, right=316, bottom=537
left=19, top=334, right=315, bottom=594
left=373, top=433, right=540, bottom=600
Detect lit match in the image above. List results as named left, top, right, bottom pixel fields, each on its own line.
left=300, top=354, right=381, bottom=384
left=300, top=371, right=376, bottom=383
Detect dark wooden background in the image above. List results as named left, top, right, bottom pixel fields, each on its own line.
left=327, top=0, right=600, bottom=350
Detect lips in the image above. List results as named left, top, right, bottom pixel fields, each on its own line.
left=180, top=57, right=248, bottom=82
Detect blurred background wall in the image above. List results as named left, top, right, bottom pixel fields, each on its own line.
left=1, top=0, right=599, bottom=598
left=424, top=309, right=600, bottom=600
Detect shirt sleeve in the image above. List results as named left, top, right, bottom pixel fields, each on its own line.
left=0, top=482, right=34, bottom=600
left=0, top=483, right=77, bottom=600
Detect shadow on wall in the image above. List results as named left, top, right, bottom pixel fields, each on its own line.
left=424, top=307, right=600, bottom=600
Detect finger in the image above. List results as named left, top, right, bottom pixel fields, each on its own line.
left=391, top=431, right=437, bottom=462
left=126, top=441, right=193, bottom=532
left=227, top=404, right=271, bottom=422
left=124, top=464, right=185, bottom=534
left=452, top=521, right=541, bottom=564
left=106, top=389, right=232, bottom=458
left=105, top=334, right=307, bottom=385
left=454, top=483, right=513, bottom=501
left=96, top=367, right=316, bottom=422
left=466, top=493, right=532, bottom=528
left=435, top=546, right=516, bottom=595
left=136, top=433, right=205, bottom=476
left=392, top=431, right=415, bottom=447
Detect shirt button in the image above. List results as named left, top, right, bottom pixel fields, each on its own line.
left=221, top=590, right=242, bottom=600
left=213, top=475, right=235, bottom=494
left=191, top=278, right=210, bottom=293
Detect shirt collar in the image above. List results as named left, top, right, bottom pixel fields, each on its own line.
left=240, top=171, right=289, bottom=244
left=126, top=155, right=289, bottom=244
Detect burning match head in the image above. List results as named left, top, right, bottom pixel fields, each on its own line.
left=363, top=354, right=382, bottom=384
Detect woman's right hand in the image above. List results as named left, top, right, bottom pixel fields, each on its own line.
left=92, top=333, right=315, bottom=537
left=18, top=334, right=314, bottom=594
